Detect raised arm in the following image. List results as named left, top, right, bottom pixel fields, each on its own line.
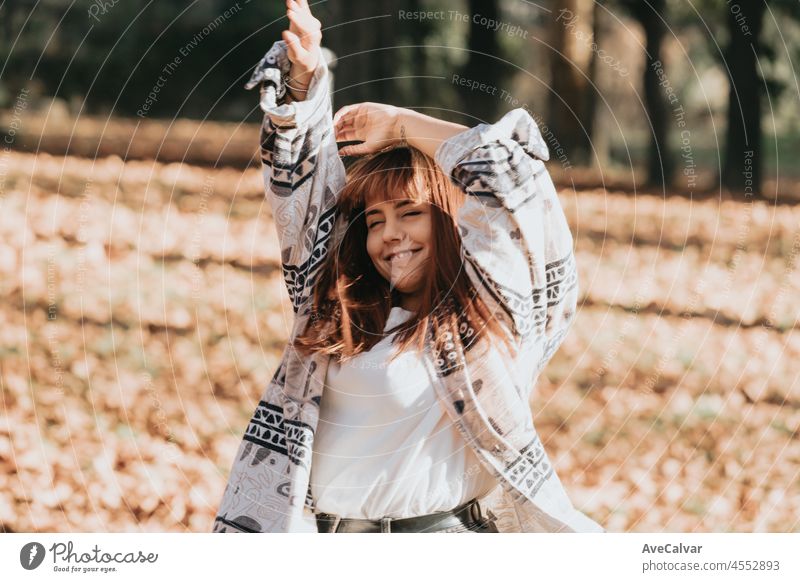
left=334, top=104, right=467, bottom=158
left=245, top=0, right=345, bottom=315
left=432, top=109, right=578, bottom=371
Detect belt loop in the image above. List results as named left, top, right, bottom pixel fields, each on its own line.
left=381, top=517, right=391, bottom=533
left=332, top=515, right=341, bottom=533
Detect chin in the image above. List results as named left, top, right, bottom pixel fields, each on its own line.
left=389, top=277, right=423, bottom=295
left=392, top=285, right=415, bottom=295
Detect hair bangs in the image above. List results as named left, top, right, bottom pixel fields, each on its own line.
left=346, top=148, right=431, bottom=215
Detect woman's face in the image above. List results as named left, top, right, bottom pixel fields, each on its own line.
left=364, top=197, right=433, bottom=304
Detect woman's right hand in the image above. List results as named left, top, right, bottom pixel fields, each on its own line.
left=282, top=0, right=322, bottom=102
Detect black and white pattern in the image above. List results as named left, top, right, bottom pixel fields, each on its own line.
left=505, top=434, right=553, bottom=498
left=213, top=40, right=602, bottom=533
left=244, top=402, right=288, bottom=455
left=280, top=202, right=337, bottom=312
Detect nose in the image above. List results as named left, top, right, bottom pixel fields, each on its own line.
left=381, top=215, right=404, bottom=243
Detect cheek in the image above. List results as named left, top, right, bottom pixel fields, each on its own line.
left=415, top=215, right=434, bottom=246
left=365, top=233, right=382, bottom=265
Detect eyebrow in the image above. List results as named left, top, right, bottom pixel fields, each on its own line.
left=365, top=199, right=415, bottom=218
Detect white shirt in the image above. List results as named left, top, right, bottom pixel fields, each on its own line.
left=310, top=306, right=499, bottom=519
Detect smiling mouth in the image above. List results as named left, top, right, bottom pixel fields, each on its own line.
left=385, top=248, right=422, bottom=262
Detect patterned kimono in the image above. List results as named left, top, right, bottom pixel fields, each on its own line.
left=213, top=41, right=603, bottom=533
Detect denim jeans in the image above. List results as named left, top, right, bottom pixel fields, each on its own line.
left=316, top=504, right=499, bottom=533
left=432, top=513, right=499, bottom=533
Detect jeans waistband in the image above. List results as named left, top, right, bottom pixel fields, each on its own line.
left=315, top=497, right=484, bottom=533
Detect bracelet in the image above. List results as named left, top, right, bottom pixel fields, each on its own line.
left=283, top=72, right=311, bottom=93
left=285, top=82, right=309, bottom=93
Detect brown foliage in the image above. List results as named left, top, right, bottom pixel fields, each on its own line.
left=1, top=150, right=798, bottom=532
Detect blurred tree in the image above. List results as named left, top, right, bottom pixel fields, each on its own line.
left=318, top=0, right=449, bottom=112
left=721, top=0, right=800, bottom=195
left=0, top=0, right=287, bottom=119
left=457, top=0, right=507, bottom=121
left=406, top=0, right=436, bottom=107
left=321, top=1, right=397, bottom=106
left=722, top=0, right=766, bottom=195
left=670, top=0, right=800, bottom=196
left=619, top=0, right=674, bottom=187
left=548, top=0, right=597, bottom=166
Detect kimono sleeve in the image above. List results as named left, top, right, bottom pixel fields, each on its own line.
left=434, top=108, right=578, bottom=370
left=245, top=41, right=346, bottom=314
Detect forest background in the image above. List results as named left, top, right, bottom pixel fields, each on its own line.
left=1, top=0, right=798, bottom=532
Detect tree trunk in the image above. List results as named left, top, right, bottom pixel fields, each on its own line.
left=406, top=0, right=432, bottom=104
left=631, top=0, right=673, bottom=186
left=722, top=1, right=766, bottom=196
left=458, top=0, right=506, bottom=122
left=548, top=0, right=596, bottom=166
left=322, top=2, right=397, bottom=107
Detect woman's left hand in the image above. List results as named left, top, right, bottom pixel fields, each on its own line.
left=333, top=102, right=406, bottom=156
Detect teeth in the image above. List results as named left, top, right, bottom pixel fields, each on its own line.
left=389, top=250, right=416, bottom=261
left=390, top=251, right=416, bottom=263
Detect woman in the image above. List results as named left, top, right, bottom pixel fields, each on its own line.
left=214, top=0, right=602, bottom=533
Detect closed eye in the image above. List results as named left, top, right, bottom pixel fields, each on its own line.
left=368, top=210, right=421, bottom=229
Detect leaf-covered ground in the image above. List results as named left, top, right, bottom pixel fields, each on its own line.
left=1, top=150, right=798, bottom=532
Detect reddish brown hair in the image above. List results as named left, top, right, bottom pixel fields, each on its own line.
left=293, top=146, right=512, bottom=361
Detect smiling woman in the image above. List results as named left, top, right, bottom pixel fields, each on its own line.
left=294, top=145, right=511, bottom=360
left=214, top=0, right=601, bottom=534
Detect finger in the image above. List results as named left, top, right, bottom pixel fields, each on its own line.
left=288, top=5, right=320, bottom=34
left=333, top=104, right=357, bottom=128
left=292, top=0, right=311, bottom=14
left=334, top=111, right=355, bottom=129
left=336, top=104, right=367, bottom=127
left=282, top=29, right=306, bottom=62
left=287, top=19, right=299, bottom=46
left=335, top=128, right=360, bottom=142
left=287, top=8, right=313, bottom=37
left=287, top=13, right=319, bottom=52
left=339, top=143, right=374, bottom=157
left=282, top=29, right=300, bottom=50
left=334, top=119, right=354, bottom=135
left=337, top=122, right=355, bottom=137
left=288, top=9, right=320, bottom=43
left=287, top=7, right=312, bottom=32
left=287, top=8, right=300, bottom=33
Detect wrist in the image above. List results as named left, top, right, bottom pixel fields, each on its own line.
left=288, top=66, right=314, bottom=84
left=392, top=109, right=468, bottom=160
left=393, top=109, right=416, bottom=146
left=285, top=66, right=314, bottom=102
